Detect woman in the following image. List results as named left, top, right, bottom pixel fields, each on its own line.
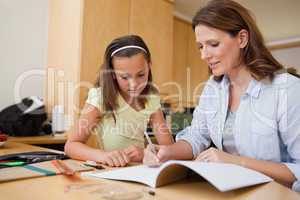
left=143, top=0, right=300, bottom=192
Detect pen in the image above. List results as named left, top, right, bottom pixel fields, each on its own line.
left=143, top=131, right=156, bottom=153
left=83, top=160, right=104, bottom=169
left=0, top=161, right=25, bottom=167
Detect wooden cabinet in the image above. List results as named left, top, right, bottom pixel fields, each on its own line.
left=47, top=0, right=174, bottom=128
left=172, top=17, right=209, bottom=108
left=130, top=0, right=173, bottom=95
left=172, top=18, right=189, bottom=107
left=79, top=0, right=131, bottom=108
left=47, top=0, right=84, bottom=125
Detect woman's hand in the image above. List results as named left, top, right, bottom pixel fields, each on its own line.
left=195, top=147, right=239, bottom=164
left=98, top=150, right=130, bottom=167
left=143, top=144, right=173, bottom=167
left=123, top=145, right=144, bottom=162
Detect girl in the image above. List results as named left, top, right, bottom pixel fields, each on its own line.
left=143, top=0, right=300, bottom=192
left=65, top=35, right=174, bottom=167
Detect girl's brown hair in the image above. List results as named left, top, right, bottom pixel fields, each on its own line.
left=95, top=35, right=158, bottom=121
left=192, top=0, right=283, bottom=82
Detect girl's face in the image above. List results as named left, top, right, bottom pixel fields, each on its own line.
left=112, top=53, right=150, bottom=99
left=195, top=25, right=246, bottom=77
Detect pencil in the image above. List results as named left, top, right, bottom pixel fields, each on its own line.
left=143, top=131, right=156, bottom=153
left=52, top=160, right=75, bottom=176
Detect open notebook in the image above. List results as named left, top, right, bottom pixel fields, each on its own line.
left=82, top=160, right=273, bottom=192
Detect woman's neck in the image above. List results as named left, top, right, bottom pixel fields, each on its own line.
left=227, top=65, right=252, bottom=91
left=227, top=65, right=252, bottom=112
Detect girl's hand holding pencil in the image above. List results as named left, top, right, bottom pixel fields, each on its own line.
left=143, top=132, right=172, bottom=167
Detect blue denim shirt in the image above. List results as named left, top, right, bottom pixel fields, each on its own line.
left=176, top=73, right=300, bottom=192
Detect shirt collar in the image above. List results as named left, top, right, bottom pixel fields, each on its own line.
left=220, top=75, right=262, bottom=98
left=220, top=75, right=230, bottom=90
left=245, top=78, right=262, bottom=98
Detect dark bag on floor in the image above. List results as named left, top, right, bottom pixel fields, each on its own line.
left=0, top=97, right=48, bottom=136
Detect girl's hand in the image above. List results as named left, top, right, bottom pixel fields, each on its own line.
left=143, top=144, right=172, bottom=167
left=123, top=145, right=144, bottom=162
left=98, top=150, right=130, bottom=167
left=195, top=147, right=239, bottom=164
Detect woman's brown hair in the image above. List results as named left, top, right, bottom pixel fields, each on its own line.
left=95, top=35, right=158, bottom=121
left=192, top=0, right=283, bottom=82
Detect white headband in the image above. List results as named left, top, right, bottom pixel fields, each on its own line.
left=111, top=45, right=147, bottom=57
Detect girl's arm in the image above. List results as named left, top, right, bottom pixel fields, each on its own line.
left=64, top=104, right=129, bottom=166
left=144, top=84, right=214, bottom=165
left=64, top=104, right=102, bottom=161
left=149, top=109, right=174, bottom=145
left=122, top=108, right=174, bottom=163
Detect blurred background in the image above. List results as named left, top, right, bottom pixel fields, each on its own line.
left=0, top=0, right=299, bottom=135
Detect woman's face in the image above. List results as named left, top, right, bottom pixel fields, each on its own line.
left=195, top=25, right=244, bottom=77
left=112, top=53, right=150, bottom=99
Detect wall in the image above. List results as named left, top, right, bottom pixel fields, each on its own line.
left=271, top=46, right=300, bottom=72
left=0, top=0, right=48, bottom=110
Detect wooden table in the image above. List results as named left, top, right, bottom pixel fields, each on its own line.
left=8, top=134, right=67, bottom=145
left=0, top=142, right=299, bottom=200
